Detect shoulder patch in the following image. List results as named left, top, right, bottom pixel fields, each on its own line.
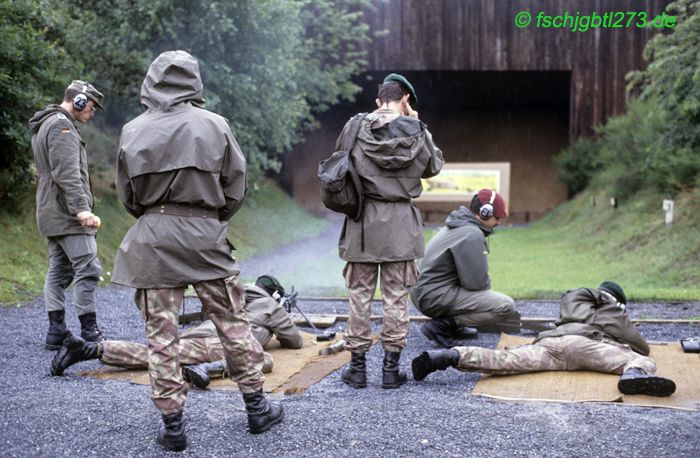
left=56, top=113, right=67, bottom=120
left=61, top=128, right=71, bottom=134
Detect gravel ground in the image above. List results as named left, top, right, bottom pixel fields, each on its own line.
left=1, top=285, right=699, bottom=457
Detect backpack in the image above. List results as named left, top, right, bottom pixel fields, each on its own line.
left=317, top=113, right=368, bottom=221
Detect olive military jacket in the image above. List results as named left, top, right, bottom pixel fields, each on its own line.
left=244, top=285, right=304, bottom=349
left=537, top=287, right=650, bottom=356
left=28, top=105, right=96, bottom=238
left=112, top=51, right=246, bottom=288
left=184, top=285, right=303, bottom=349
left=338, top=108, right=444, bottom=262
left=412, top=207, right=494, bottom=312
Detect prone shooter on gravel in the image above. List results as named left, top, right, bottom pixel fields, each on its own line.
left=412, top=281, right=677, bottom=398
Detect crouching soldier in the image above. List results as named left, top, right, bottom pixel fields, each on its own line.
left=411, top=189, right=517, bottom=347
left=412, top=281, right=676, bottom=397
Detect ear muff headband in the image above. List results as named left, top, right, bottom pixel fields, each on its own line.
left=479, top=190, right=496, bottom=220
left=72, top=84, right=89, bottom=112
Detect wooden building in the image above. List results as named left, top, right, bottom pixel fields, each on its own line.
left=282, top=0, right=671, bottom=222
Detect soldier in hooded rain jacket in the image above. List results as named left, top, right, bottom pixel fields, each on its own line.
left=111, top=50, right=282, bottom=451
left=336, top=74, right=444, bottom=390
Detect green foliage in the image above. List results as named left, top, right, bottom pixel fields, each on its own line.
left=555, top=138, right=603, bottom=197
left=627, top=0, right=700, bottom=192
left=0, top=0, right=72, bottom=207
left=592, top=97, right=669, bottom=200
left=558, top=0, right=700, bottom=199
left=0, top=180, right=327, bottom=304
left=42, top=0, right=374, bottom=178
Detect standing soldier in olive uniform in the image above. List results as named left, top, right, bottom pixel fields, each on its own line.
left=28, top=80, right=106, bottom=350
left=412, top=281, right=676, bottom=397
left=112, top=51, right=282, bottom=452
left=338, top=74, right=444, bottom=389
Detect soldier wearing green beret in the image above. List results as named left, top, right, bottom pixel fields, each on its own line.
left=338, top=73, right=444, bottom=390
left=412, top=281, right=677, bottom=397
left=28, top=80, right=106, bottom=351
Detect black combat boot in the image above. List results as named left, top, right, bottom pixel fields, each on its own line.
left=242, top=390, right=284, bottom=434
left=411, top=349, right=460, bottom=381
left=452, top=326, right=478, bottom=340
left=78, top=312, right=105, bottom=343
left=157, top=411, right=187, bottom=452
left=420, top=317, right=458, bottom=348
left=617, top=368, right=676, bottom=397
left=50, top=334, right=102, bottom=376
left=381, top=351, right=407, bottom=389
left=341, top=352, right=367, bottom=389
left=182, top=360, right=226, bottom=389
left=45, top=310, right=70, bottom=351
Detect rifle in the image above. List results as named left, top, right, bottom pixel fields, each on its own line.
left=279, top=288, right=336, bottom=342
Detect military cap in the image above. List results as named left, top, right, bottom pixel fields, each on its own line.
left=383, top=73, right=417, bottom=105
left=66, top=80, right=105, bottom=110
left=255, top=274, right=286, bottom=298
left=599, top=281, right=627, bottom=305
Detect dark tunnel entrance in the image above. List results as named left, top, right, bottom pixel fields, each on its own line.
left=282, top=70, right=571, bottom=223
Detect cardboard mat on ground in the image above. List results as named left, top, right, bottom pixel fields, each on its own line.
left=472, top=334, right=700, bottom=411
left=82, top=331, right=350, bottom=395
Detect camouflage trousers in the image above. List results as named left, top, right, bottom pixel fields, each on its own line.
left=343, top=261, right=418, bottom=353
left=454, top=335, right=657, bottom=376
left=135, top=275, right=265, bottom=414
left=100, top=336, right=273, bottom=372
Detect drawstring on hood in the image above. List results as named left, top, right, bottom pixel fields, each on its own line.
left=445, top=206, right=494, bottom=236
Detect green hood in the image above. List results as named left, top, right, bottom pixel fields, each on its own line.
left=140, top=50, right=205, bottom=110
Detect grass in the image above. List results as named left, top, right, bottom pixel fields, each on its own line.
left=481, top=187, right=700, bottom=301
left=0, top=177, right=327, bottom=305
left=2, top=174, right=698, bottom=303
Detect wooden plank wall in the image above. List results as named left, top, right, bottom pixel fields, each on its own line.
left=364, top=0, right=670, bottom=140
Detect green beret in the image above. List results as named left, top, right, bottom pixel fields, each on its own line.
left=383, top=73, right=417, bottom=105
left=599, top=281, right=627, bottom=305
left=255, top=274, right=286, bottom=297
left=66, top=80, right=105, bottom=110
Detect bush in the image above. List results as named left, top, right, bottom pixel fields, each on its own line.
left=555, top=137, right=603, bottom=197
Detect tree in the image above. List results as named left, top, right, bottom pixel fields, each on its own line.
left=45, top=0, right=375, bottom=176
left=0, top=0, right=73, bottom=205
left=629, top=0, right=700, bottom=191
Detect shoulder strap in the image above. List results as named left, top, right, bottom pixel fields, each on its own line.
left=342, top=112, right=368, bottom=153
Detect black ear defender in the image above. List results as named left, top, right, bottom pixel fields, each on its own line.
left=479, top=190, right=496, bottom=220
left=72, top=84, right=89, bottom=112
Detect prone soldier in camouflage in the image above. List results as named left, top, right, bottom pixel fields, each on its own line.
left=48, top=278, right=307, bottom=380
left=110, top=50, right=282, bottom=451
left=337, top=74, right=444, bottom=390
left=28, top=80, right=106, bottom=350
left=412, top=281, right=676, bottom=397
